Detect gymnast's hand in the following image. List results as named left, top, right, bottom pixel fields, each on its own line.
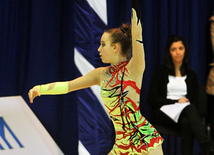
left=178, top=97, right=189, bottom=103
left=131, top=8, right=142, bottom=40
left=28, top=86, right=40, bottom=103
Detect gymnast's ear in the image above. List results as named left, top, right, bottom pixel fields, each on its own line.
left=113, top=43, right=121, bottom=53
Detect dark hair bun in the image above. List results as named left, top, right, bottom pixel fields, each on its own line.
left=121, top=24, right=131, bottom=38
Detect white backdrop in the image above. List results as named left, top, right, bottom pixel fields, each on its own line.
left=0, top=96, right=63, bottom=155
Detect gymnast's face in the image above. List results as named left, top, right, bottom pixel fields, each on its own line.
left=170, top=41, right=185, bottom=65
left=98, top=32, right=115, bottom=63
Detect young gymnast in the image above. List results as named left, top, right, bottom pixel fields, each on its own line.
left=28, top=1, right=163, bottom=154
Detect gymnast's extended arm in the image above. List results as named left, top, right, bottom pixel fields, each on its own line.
left=28, top=67, right=102, bottom=103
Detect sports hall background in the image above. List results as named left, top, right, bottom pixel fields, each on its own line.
left=1, top=0, right=214, bottom=154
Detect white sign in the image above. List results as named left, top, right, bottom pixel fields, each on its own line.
left=0, top=96, right=64, bottom=155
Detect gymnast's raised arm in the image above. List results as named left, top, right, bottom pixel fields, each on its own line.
left=128, top=7, right=145, bottom=75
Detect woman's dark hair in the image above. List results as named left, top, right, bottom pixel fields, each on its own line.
left=163, top=34, right=189, bottom=76
left=105, top=24, right=132, bottom=57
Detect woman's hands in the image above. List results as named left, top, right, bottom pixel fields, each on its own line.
left=28, top=86, right=40, bottom=103
left=178, top=97, right=189, bottom=103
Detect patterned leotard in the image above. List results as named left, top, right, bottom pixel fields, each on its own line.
left=100, top=61, right=163, bottom=154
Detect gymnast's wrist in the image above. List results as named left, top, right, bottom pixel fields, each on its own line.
left=33, top=85, right=41, bottom=92
left=33, top=82, right=69, bottom=95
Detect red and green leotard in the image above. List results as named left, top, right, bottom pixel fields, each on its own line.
left=100, top=61, right=163, bottom=154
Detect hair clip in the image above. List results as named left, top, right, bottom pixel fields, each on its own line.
left=120, top=27, right=129, bottom=37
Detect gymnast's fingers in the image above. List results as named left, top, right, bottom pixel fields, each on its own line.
left=28, top=89, right=34, bottom=103
left=28, top=87, right=40, bottom=103
left=132, top=8, right=137, bottom=25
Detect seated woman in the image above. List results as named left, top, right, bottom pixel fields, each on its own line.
left=147, top=34, right=214, bottom=155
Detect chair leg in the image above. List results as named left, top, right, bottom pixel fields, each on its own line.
left=174, top=138, right=177, bottom=155
left=207, top=124, right=211, bottom=140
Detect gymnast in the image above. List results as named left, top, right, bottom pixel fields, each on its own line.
left=28, top=1, right=163, bottom=154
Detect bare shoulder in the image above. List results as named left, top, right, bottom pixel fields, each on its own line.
left=95, top=66, right=108, bottom=74
left=126, top=61, right=143, bottom=76
left=125, top=62, right=143, bottom=88
left=94, top=66, right=109, bottom=86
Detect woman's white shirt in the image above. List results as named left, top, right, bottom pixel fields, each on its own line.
left=167, top=75, right=187, bottom=100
